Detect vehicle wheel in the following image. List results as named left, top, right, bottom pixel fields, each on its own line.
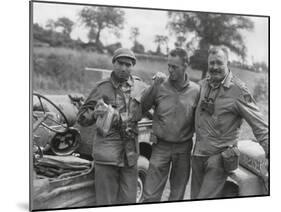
left=137, top=155, right=149, bottom=203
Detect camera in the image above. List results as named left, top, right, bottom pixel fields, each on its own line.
left=200, top=99, right=215, bottom=115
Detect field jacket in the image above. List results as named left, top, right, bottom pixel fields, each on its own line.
left=194, top=71, right=268, bottom=156
left=77, top=72, right=147, bottom=167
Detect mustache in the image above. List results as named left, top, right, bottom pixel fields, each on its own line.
left=209, top=69, right=222, bottom=74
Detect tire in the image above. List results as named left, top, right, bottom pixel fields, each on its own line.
left=136, top=155, right=149, bottom=203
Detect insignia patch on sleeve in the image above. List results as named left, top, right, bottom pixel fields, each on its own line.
left=239, top=84, right=255, bottom=103
left=243, top=93, right=253, bottom=103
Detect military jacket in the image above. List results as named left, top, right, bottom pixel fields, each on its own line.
left=194, top=71, right=268, bottom=156
left=77, top=72, right=147, bottom=166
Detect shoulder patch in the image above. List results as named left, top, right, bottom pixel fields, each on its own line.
left=230, top=76, right=255, bottom=103
left=243, top=93, right=253, bottom=103
left=233, top=77, right=255, bottom=103
left=241, top=86, right=255, bottom=103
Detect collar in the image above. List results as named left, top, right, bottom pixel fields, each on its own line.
left=168, top=73, right=190, bottom=91
left=222, top=70, right=233, bottom=88
left=110, top=71, right=134, bottom=89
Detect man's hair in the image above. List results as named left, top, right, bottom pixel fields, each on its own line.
left=208, top=46, right=229, bottom=61
left=169, top=48, right=189, bottom=64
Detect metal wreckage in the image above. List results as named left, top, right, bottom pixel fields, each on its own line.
left=31, top=69, right=268, bottom=210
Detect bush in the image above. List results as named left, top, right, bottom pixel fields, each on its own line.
left=131, top=41, right=145, bottom=54
left=189, top=49, right=208, bottom=72
left=33, top=47, right=114, bottom=93
left=253, top=77, right=268, bottom=102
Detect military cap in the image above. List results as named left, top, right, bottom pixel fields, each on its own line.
left=112, top=48, right=136, bottom=65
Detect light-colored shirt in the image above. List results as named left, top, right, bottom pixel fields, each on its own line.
left=141, top=74, right=200, bottom=143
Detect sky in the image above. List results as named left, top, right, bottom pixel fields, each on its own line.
left=32, top=2, right=268, bottom=65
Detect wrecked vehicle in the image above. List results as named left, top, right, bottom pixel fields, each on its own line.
left=32, top=93, right=95, bottom=210
left=31, top=89, right=154, bottom=210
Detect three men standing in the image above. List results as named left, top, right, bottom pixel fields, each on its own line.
left=78, top=46, right=268, bottom=204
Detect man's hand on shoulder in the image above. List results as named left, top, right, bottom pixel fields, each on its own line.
left=152, top=72, right=167, bottom=85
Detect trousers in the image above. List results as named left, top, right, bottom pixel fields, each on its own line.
left=143, top=140, right=192, bottom=202
left=94, top=163, right=137, bottom=205
left=191, top=154, right=228, bottom=199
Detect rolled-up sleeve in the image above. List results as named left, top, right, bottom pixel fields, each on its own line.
left=234, top=90, right=268, bottom=155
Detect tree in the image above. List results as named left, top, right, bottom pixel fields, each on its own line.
left=46, top=19, right=56, bottom=31
left=130, top=27, right=140, bottom=44
left=154, top=35, right=169, bottom=55
left=79, top=6, right=125, bottom=45
left=105, top=42, right=122, bottom=55
left=168, top=12, right=254, bottom=78
left=131, top=42, right=145, bottom=54
left=34, top=21, right=74, bottom=47
left=129, top=27, right=145, bottom=54
left=174, top=35, right=186, bottom=48
left=54, top=17, right=74, bottom=38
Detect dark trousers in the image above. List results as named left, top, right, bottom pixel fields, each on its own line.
left=94, top=163, right=137, bottom=205
left=191, top=154, right=228, bottom=199
left=143, top=140, right=192, bottom=202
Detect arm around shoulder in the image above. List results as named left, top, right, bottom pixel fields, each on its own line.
left=140, top=82, right=160, bottom=113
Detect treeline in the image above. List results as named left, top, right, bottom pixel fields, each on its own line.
left=33, top=5, right=268, bottom=86
left=33, top=23, right=118, bottom=54
left=33, top=23, right=76, bottom=48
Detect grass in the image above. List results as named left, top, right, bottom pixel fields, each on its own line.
left=33, top=47, right=113, bottom=95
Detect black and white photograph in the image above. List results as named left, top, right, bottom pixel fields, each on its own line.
left=30, top=0, right=269, bottom=211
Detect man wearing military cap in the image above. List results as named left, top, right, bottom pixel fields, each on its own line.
left=77, top=48, right=147, bottom=205
left=191, top=46, right=269, bottom=199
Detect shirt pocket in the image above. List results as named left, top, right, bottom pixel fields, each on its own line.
left=214, top=98, right=236, bottom=133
